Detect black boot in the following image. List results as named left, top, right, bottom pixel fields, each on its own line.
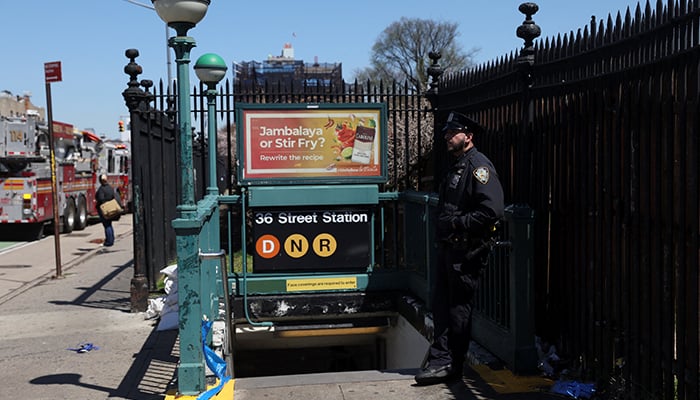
left=414, top=364, right=453, bottom=385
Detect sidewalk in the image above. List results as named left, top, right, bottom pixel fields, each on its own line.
left=0, top=216, right=178, bottom=400
left=0, top=216, right=133, bottom=305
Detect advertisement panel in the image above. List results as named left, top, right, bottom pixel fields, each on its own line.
left=237, top=103, right=387, bottom=185
left=251, top=206, right=372, bottom=272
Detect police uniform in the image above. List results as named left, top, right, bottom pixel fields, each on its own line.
left=416, top=112, right=504, bottom=385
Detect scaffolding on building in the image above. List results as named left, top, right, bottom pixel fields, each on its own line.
left=234, top=43, right=343, bottom=91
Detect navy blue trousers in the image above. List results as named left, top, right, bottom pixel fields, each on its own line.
left=426, top=245, right=481, bottom=370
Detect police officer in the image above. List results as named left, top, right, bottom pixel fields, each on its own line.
left=415, top=111, right=504, bottom=385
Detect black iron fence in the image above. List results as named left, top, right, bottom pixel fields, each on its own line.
left=437, top=1, right=699, bottom=399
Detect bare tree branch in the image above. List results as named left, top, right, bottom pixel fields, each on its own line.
left=355, top=17, right=479, bottom=92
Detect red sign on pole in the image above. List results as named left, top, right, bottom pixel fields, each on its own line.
left=44, top=61, right=62, bottom=83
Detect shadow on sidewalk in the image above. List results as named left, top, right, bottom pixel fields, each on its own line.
left=29, top=328, right=178, bottom=400
left=49, top=258, right=135, bottom=312
left=114, top=327, right=179, bottom=399
left=32, top=250, right=180, bottom=399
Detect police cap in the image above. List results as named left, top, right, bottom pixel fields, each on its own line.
left=442, top=111, right=484, bottom=135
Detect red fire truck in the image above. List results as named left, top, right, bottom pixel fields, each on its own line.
left=0, top=115, right=130, bottom=240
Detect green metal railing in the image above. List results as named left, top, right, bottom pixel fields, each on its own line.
left=173, top=190, right=536, bottom=393
left=398, top=193, right=538, bottom=373
left=171, top=195, right=221, bottom=392
left=472, top=204, right=538, bottom=374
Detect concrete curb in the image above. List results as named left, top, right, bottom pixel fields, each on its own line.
left=0, top=228, right=133, bottom=306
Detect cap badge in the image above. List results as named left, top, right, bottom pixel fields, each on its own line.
left=473, top=166, right=490, bottom=184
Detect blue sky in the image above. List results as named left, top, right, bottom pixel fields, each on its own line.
left=1, top=0, right=644, bottom=139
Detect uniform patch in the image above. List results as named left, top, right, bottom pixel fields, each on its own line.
left=473, top=166, right=490, bottom=184
left=449, top=168, right=464, bottom=189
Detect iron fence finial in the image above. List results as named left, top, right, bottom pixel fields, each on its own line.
left=516, top=3, right=541, bottom=85
left=516, top=3, right=541, bottom=63
left=426, top=51, right=443, bottom=107
left=122, top=49, right=148, bottom=112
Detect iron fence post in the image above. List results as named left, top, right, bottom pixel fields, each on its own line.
left=516, top=3, right=541, bottom=198
left=506, top=204, right=538, bottom=372
left=425, top=51, right=443, bottom=193
left=122, top=49, right=150, bottom=313
left=510, top=1, right=540, bottom=374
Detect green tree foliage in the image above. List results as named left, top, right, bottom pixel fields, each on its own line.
left=353, top=17, right=478, bottom=92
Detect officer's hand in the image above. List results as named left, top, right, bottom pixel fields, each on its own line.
left=438, top=214, right=463, bottom=233
left=437, top=214, right=453, bottom=235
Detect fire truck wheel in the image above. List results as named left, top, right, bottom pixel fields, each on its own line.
left=62, top=198, right=76, bottom=234
left=75, top=196, right=88, bottom=231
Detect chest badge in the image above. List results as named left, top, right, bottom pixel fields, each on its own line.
left=473, top=166, right=490, bottom=184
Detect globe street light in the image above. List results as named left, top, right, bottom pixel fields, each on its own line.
left=151, top=0, right=210, bottom=395
left=194, top=53, right=227, bottom=195
left=152, top=0, right=209, bottom=217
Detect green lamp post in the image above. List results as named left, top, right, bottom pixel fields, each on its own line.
left=194, top=53, right=227, bottom=195
left=152, top=0, right=209, bottom=215
left=151, top=0, right=210, bottom=395
left=194, top=52, right=231, bottom=379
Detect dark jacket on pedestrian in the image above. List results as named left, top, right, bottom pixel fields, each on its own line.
left=96, top=178, right=120, bottom=220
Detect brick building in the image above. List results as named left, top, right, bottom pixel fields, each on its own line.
left=0, top=91, right=45, bottom=121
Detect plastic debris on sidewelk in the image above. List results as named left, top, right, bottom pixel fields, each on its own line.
left=550, top=380, right=596, bottom=399
left=67, top=342, right=100, bottom=353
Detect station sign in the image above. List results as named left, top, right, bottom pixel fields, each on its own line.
left=44, top=61, right=62, bottom=83
left=251, top=206, right=372, bottom=272
left=236, top=103, right=387, bottom=185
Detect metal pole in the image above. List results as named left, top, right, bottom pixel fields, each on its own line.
left=205, top=88, right=218, bottom=194
left=169, top=22, right=205, bottom=395
left=44, top=82, right=62, bottom=278
left=166, top=23, right=173, bottom=90
left=171, top=32, right=197, bottom=216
